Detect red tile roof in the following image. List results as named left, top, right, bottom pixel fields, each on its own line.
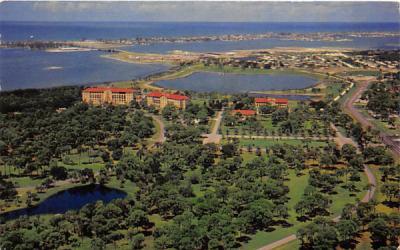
left=255, top=97, right=274, bottom=103
left=147, top=91, right=164, bottom=98
left=232, top=110, right=256, bottom=116
left=147, top=92, right=189, bottom=101
left=255, top=97, right=288, bottom=105
left=275, top=98, right=289, bottom=104
left=165, top=93, right=189, bottom=101
left=83, top=87, right=135, bottom=93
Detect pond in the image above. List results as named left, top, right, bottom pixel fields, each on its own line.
left=1, top=184, right=127, bottom=221
left=155, top=71, right=318, bottom=93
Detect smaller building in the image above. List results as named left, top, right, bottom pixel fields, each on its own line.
left=231, top=109, right=256, bottom=116
left=82, top=87, right=136, bottom=105
left=146, top=91, right=189, bottom=110
left=254, top=97, right=288, bottom=109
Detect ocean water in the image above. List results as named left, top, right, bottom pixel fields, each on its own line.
left=0, top=48, right=170, bottom=91
left=124, top=36, right=400, bottom=54
left=155, top=71, right=318, bottom=93
left=1, top=21, right=399, bottom=41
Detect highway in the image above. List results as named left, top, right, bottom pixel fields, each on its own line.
left=342, top=80, right=400, bottom=158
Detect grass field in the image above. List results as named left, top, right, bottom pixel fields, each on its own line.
left=221, top=114, right=328, bottom=138
left=243, top=167, right=369, bottom=249
left=358, top=109, right=399, bottom=137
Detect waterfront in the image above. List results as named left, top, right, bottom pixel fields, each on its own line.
left=125, top=36, right=400, bottom=54
left=1, top=21, right=399, bottom=41
left=0, top=48, right=170, bottom=91
left=1, top=21, right=399, bottom=91
left=155, top=71, right=318, bottom=93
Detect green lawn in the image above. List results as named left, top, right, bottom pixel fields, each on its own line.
left=242, top=167, right=369, bottom=249
left=222, top=115, right=328, bottom=138
left=58, top=151, right=105, bottom=171
left=358, top=109, right=399, bottom=137
left=8, top=176, right=43, bottom=188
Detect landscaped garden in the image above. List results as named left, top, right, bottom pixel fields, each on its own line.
left=1, top=87, right=398, bottom=250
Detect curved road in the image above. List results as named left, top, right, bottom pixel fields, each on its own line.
left=342, top=80, right=400, bottom=158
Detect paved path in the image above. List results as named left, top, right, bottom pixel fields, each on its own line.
left=151, top=115, right=166, bottom=143
left=227, top=135, right=328, bottom=140
left=258, top=235, right=297, bottom=250
left=342, top=80, right=400, bottom=158
left=203, top=110, right=223, bottom=144
left=331, top=123, right=358, bottom=148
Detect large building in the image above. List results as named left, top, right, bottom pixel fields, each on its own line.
left=146, top=91, right=189, bottom=110
left=82, top=87, right=136, bottom=105
left=255, top=97, right=289, bottom=109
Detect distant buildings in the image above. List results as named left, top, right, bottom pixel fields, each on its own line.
left=82, top=87, right=136, bottom=105
left=146, top=91, right=189, bottom=110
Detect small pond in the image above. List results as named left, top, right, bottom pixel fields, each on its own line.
left=1, top=184, right=127, bottom=221
left=155, top=71, right=318, bottom=93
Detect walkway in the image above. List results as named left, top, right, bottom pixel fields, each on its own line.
left=151, top=115, right=166, bottom=144
left=227, top=135, right=328, bottom=140
left=203, top=110, right=223, bottom=144
left=330, top=123, right=357, bottom=148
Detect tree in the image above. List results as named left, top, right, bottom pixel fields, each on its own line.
left=161, top=104, right=178, bottom=120
left=381, top=183, right=399, bottom=202
left=369, top=217, right=389, bottom=245
left=341, top=144, right=357, bottom=162
left=336, top=219, right=358, bottom=242
left=131, top=233, right=145, bottom=250
left=259, top=104, right=276, bottom=114
left=0, top=178, right=17, bottom=200
left=128, top=209, right=149, bottom=229
left=238, top=199, right=274, bottom=233
left=154, top=211, right=204, bottom=250
left=50, top=166, right=68, bottom=180
left=112, top=148, right=123, bottom=161
left=221, top=143, right=237, bottom=158
left=271, top=109, right=289, bottom=125
left=90, top=237, right=106, bottom=250
left=297, top=217, right=339, bottom=249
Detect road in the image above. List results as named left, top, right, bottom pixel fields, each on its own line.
left=151, top=115, right=166, bottom=144
left=342, top=80, right=400, bottom=158
left=203, top=110, right=223, bottom=144
left=227, top=135, right=328, bottom=140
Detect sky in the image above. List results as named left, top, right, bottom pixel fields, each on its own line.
left=0, top=1, right=399, bottom=22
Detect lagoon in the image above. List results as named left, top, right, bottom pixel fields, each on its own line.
left=1, top=184, right=127, bottom=221
left=155, top=71, right=318, bottom=93
left=0, top=48, right=170, bottom=91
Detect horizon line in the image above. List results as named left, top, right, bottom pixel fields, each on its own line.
left=1, top=20, right=399, bottom=23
